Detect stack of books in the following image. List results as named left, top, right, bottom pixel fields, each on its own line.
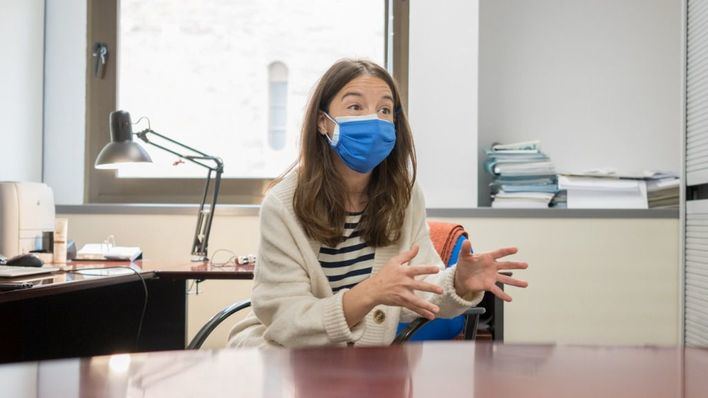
left=485, top=141, right=558, bottom=208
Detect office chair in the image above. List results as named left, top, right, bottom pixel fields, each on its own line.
left=187, top=222, right=486, bottom=349
left=394, top=229, right=478, bottom=342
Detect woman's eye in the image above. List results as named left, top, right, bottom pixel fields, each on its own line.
left=347, top=104, right=362, bottom=111
left=380, top=107, right=392, bottom=115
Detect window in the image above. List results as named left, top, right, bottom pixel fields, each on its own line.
left=86, top=0, right=408, bottom=203
left=268, top=61, right=289, bottom=151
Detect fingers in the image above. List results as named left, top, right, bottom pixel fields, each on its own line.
left=490, top=247, right=518, bottom=260
left=403, top=293, right=440, bottom=320
left=459, top=239, right=473, bottom=257
left=405, top=265, right=441, bottom=277
left=497, top=274, right=528, bottom=288
left=409, top=280, right=444, bottom=295
left=496, top=261, right=528, bottom=271
left=404, top=305, right=436, bottom=321
left=490, top=285, right=513, bottom=302
left=397, top=245, right=420, bottom=265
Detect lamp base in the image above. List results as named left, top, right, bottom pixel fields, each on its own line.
left=191, top=254, right=208, bottom=263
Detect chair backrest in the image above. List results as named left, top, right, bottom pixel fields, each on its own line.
left=426, top=221, right=470, bottom=265
left=396, top=221, right=473, bottom=341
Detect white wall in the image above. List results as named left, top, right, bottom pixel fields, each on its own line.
left=462, top=215, right=679, bottom=345
left=43, top=0, right=87, bottom=205
left=0, top=0, right=44, bottom=182
left=478, top=0, right=682, bottom=205
left=409, top=0, right=479, bottom=208
left=58, top=211, right=680, bottom=347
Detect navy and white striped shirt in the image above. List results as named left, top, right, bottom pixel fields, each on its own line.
left=318, top=212, right=374, bottom=293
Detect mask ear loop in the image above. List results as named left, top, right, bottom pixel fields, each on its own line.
left=321, top=111, right=339, bottom=146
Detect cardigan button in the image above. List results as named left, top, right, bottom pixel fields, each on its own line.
left=373, top=309, right=385, bottom=324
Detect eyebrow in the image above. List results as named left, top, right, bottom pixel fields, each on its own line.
left=341, top=91, right=363, bottom=101
left=340, top=91, right=395, bottom=103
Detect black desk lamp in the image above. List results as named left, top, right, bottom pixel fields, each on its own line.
left=95, top=110, right=223, bottom=262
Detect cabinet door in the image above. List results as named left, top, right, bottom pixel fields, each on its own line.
left=686, top=0, right=708, bottom=346
left=687, top=0, right=708, bottom=187
left=686, top=200, right=708, bottom=346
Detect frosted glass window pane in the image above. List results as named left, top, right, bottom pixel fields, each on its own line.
left=117, top=0, right=385, bottom=178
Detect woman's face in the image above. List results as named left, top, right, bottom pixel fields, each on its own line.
left=318, top=75, right=395, bottom=139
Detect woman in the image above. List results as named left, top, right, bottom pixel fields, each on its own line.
left=229, top=59, right=528, bottom=348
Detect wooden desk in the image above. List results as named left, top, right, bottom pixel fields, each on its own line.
left=0, top=260, right=254, bottom=304
left=0, top=342, right=706, bottom=397
left=0, top=260, right=254, bottom=363
left=136, top=259, right=254, bottom=280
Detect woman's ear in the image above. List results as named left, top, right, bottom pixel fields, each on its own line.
left=317, top=111, right=329, bottom=137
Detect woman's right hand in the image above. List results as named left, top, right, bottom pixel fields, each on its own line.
left=359, top=245, right=444, bottom=320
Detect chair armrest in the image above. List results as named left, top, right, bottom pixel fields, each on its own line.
left=391, top=307, right=485, bottom=344
left=187, top=299, right=252, bottom=350
left=462, top=307, right=486, bottom=316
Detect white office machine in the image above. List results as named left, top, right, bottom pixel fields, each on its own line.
left=0, top=182, right=56, bottom=258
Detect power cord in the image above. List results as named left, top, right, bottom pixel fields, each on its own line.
left=187, top=249, right=255, bottom=295
left=65, top=266, right=148, bottom=351
left=208, top=249, right=256, bottom=268
left=208, top=249, right=238, bottom=267
left=186, top=249, right=239, bottom=295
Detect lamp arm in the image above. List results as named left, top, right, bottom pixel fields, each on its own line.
left=191, top=168, right=222, bottom=261
left=200, top=168, right=222, bottom=258
left=137, top=128, right=208, bottom=157
left=136, top=129, right=224, bottom=172
left=134, top=128, right=224, bottom=261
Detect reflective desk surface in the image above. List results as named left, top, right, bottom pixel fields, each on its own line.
left=0, top=260, right=254, bottom=304
left=1, top=342, right=707, bottom=398
left=0, top=259, right=255, bottom=363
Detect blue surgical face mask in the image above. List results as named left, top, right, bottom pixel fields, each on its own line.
left=322, top=112, right=396, bottom=174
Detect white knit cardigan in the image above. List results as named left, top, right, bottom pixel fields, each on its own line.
left=228, top=172, right=484, bottom=348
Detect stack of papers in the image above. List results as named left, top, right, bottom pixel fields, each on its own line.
left=485, top=141, right=559, bottom=208
left=550, top=190, right=567, bottom=208
left=491, top=192, right=557, bottom=209
left=647, top=178, right=679, bottom=208
left=558, top=175, right=648, bottom=209
left=76, top=244, right=143, bottom=261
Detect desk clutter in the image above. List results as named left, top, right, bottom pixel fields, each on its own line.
left=76, top=242, right=143, bottom=262
left=485, top=142, right=679, bottom=209
left=208, top=249, right=256, bottom=267
left=647, top=174, right=680, bottom=208
left=558, top=170, right=679, bottom=209
left=485, top=141, right=559, bottom=208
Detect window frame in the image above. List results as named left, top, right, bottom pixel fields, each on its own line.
left=85, top=0, right=409, bottom=204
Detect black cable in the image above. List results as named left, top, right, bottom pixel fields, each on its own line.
left=64, top=266, right=148, bottom=350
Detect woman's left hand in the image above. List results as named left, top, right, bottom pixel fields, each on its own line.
left=453, top=240, right=528, bottom=301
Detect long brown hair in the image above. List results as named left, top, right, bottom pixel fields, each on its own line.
left=287, top=59, right=417, bottom=248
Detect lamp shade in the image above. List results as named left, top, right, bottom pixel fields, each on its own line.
left=95, top=110, right=152, bottom=169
